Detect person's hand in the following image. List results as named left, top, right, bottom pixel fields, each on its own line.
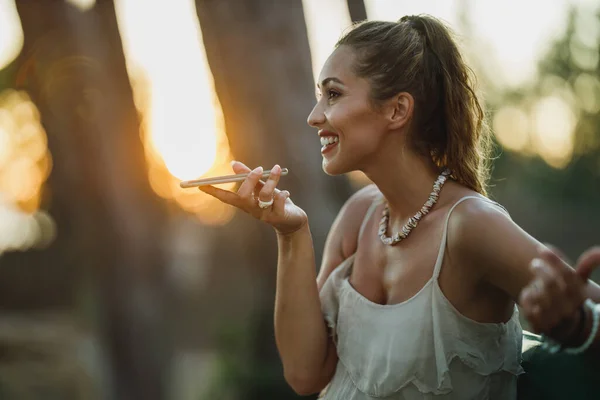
left=198, top=161, right=308, bottom=235
left=519, top=246, right=600, bottom=342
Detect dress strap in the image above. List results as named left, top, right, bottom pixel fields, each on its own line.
left=358, top=194, right=383, bottom=242
left=432, top=195, right=509, bottom=278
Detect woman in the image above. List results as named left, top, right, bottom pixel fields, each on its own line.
left=200, top=15, right=600, bottom=399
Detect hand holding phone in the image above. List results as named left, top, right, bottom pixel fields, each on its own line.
left=193, top=162, right=307, bottom=235
left=180, top=168, right=289, bottom=188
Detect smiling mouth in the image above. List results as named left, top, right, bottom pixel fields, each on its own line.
left=320, top=135, right=339, bottom=154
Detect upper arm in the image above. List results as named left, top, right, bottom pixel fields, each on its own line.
left=316, top=184, right=379, bottom=291
left=447, top=200, right=539, bottom=302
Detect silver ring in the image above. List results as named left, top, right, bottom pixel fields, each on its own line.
left=258, top=198, right=274, bottom=209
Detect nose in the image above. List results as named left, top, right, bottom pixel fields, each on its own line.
left=307, top=101, right=326, bottom=128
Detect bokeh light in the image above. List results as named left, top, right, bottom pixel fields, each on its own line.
left=531, top=96, right=577, bottom=169
left=574, top=73, right=600, bottom=114
left=0, top=89, right=56, bottom=253
left=493, top=106, right=531, bottom=154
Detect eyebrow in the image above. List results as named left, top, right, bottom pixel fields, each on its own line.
left=317, top=77, right=343, bottom=88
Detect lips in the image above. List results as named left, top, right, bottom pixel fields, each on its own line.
left=318, top=130, right=339, bottom=155
left=320, top=135, right=339, bottom=155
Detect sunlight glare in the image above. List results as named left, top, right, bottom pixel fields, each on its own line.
left=0, top=0, right=23, bottom=70
left=116, top=0, right=218, bottom=181
left=115, top=0, right=235, bottom=225
left=302, top=0, right=352, bottom=80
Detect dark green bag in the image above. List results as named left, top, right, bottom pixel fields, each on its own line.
left=518, top=332, right=600, bottom=400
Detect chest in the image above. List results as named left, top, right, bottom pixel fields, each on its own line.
left=350, top=200, right=488, bottom=310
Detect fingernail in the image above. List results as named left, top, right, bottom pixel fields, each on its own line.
left=530, top=258, right=543, bottom=269
left=230, top=160, right=237, bottom=167
left=255, top=166, right=263, bottom=174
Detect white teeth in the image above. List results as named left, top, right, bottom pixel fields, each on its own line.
left=320, top=136, right=339, bottom=146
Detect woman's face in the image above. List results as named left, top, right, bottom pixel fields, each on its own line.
left=308, top=46, right=392, bottom=176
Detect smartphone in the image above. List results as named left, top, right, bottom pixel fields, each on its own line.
left=180, top=168, right=289, bottom=188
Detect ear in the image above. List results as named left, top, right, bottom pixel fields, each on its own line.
left=387, top=92, right=414, bottom=130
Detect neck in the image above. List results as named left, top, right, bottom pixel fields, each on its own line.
left=362, top=140, right=441, bottom=224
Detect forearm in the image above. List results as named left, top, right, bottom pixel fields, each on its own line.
left=274, top=223, right=330, bottom=382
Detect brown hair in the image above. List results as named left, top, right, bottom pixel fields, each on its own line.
left=336, top=15, right=492, bottom=195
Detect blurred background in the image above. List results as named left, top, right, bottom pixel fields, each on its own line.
left=0, top=0, right=598, bottom=399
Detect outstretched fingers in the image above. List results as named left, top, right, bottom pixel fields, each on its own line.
left=258, top=165, right=282, bottom=204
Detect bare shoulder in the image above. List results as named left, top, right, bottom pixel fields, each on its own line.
left=447, top=195, right=514, bottom=257
left=445, top=194, right=538, bottom=299
left=449, top=195, right=511, bottom=231
left=316, top=184, right=380, bottom=289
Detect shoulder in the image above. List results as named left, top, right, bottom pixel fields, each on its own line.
left=331, top=183, right=381, bottom=256
left=340, top=183, right=380, bottom=217
left=448, top=196, right=511, bottom=235
left=446, top=195, right=514, bottom=258
left=445, top=195, right=538, bottom=299
left=317, top=184, right=380, bottom=288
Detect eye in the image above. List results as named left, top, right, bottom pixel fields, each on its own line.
left=327, top=89, right=341, bottom=100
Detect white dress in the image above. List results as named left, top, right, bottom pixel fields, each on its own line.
left=319, top=196, right=524, bottom=399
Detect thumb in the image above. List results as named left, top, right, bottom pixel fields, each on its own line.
left=575, top=246, right=600, bottom=281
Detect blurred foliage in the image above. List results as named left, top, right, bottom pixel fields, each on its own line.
left=490, top=5, right=600, bottom=206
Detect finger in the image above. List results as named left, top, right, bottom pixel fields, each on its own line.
left=258, top=165, right=282, bottom=202
left=519, top=278, right=572, bottom=332
left=199, top=185, right=242, bottom=208
left=530, top=259, right=583, bottom=323
left=237, top=166, right=263, bottom=199
left=519, top=286, right=536, bottom=312
left=575, top=246, right=600, bottom=281
left=520, top=289, right=543, bottom=333
left=231, top=160, right=252, bottom=174
left=530, top=258, right=566, bottom=294
left=520, top=276, right=561, bottom=331
left=272, top=190, right=290, bottom=215
left=520, top=283, right=547, bottom=314
left=528, top=304, right=549, bottom=333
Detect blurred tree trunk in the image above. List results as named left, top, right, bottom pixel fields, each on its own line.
left=347, top=0, right=367, bottom=22
left=14, top=1, right=171, bottom=399
left=195, top=0, right=353, bottom=398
